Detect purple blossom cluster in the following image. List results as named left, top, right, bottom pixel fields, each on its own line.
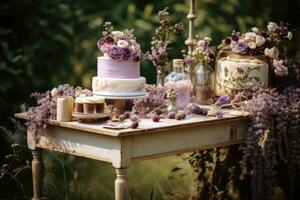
left=223, top=22, right=292, bottom=55
left=144, top=46, right=167, bottom=67
left=132, top=84, right=166, bottom=118
left=27, top=84, right=91, bottom=140
left=215, top=95, right=231, bottom=106
left=97, top=23, right=141, bottom=62
left=184, top=37, right=215, bottom=66
left=144, top=7, right=184, bottom=69
left=243, top=87, right=300, bottom=199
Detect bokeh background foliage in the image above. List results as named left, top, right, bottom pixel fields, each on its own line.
left=1, top=0, right=299, bottom=199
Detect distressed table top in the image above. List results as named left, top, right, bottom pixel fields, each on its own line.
left=15, top=108, right=248, bottom=138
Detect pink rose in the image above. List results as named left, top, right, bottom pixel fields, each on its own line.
left=100, top=43, right=110, bottom=53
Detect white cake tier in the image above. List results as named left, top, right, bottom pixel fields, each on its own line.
left=92, top=76, right=146, bottom=96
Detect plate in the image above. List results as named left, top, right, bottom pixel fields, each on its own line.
left=72, top=112, right=109, bottom=120
left=103, top=121, right=131, bottom=129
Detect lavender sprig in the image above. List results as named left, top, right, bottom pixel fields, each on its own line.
left=26, top=84, right=90, bottom=140
left=144, top=7, right=184, bottom=71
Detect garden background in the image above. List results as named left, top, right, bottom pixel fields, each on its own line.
left=1, top=0, right=299, bottom=199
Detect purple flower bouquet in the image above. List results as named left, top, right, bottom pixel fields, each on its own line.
left=97, top=22, right=141, bottom=62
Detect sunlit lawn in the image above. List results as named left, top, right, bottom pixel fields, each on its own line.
left=43, top=152, right=197, bottom=200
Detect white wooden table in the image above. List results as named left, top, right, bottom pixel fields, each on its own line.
left=15, top=111, right=248, bottom=200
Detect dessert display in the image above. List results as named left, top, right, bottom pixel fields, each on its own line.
left=74, top=96, right=105, bottom=114
left=93, top=24, right=146, bottom=96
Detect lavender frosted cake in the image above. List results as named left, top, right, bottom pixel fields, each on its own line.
left=93, top=27, right=146, bottom=96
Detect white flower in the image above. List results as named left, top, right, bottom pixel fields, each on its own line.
left=129, top=45, right=136, bottom=54
left=117, top=40, right=129, bottom=48
left=248, top=41, right=257, bottom=49
left=255, top=35, right=265, bottom=47
left=112, top=31, right=124, bottom=37
left=264, top=47, right=279, bottom=59
left=245, top=32, right=257, bottom=41
left=51, top=88, right=59, bottom=97
left=204, top=37, right=212, bottom=42
left=267, top=22, right=279, bottom=33
left=251, top=27, right=260, bottom=33
left=197, top=40, right=206, bottom=47
left=287, top=31, right=293, bottom=40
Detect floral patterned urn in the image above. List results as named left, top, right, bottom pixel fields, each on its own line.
left=215, top=51, right=269, bottom=96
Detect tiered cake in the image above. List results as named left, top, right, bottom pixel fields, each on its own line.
left=93, top=30, right=146, bottom=96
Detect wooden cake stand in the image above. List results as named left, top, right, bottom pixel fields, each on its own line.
left=93, top=93, right=148, bottom=116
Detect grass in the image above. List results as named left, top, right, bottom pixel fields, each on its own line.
left=43, top=152, right=197, bottom=200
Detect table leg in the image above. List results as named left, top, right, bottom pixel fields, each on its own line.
left=114, top=168, right=128, bottom=200
left=31, top=149, right=46, bottom=200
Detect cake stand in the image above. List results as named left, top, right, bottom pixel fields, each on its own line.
left=93, top=92, right=148, bottom=116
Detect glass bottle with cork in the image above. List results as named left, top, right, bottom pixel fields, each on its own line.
left=164, top=59, right=191, bottom=110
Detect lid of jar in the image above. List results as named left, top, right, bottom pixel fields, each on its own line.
left=173, top=59, right=184, bottom=68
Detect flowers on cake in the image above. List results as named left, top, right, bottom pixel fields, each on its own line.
left=219, top=21, right=293, bottom=76
left=97, top=22, right=141, bottom=62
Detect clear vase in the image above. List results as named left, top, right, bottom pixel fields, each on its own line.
left=195, top=63, right=215, bottom=105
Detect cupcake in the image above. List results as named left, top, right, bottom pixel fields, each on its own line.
left=82, top=97, right=95, bottom=113
left=74, top=96, right=84, bottom=113
left=93, top=96, right=105, bottom=113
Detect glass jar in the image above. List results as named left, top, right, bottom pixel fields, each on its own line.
left=195, top=63, right=214, bottom=105
left=165, top=59, right=191, bottom=109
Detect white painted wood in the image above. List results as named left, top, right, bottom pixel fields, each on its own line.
left=27, top=130, right=37, bottom=150
left=34, top=125, right=122, bottom=163
left=114, top=168, right=128, bottom=200
left=112, top=138, right=132, bottom=168
left=128, top=120, right=247, bottom=161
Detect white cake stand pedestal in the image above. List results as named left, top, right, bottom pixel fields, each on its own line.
left=93, top=93, right=148, bottom=116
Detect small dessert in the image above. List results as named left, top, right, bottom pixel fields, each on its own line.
left=74, top=96, right=84, bottom=113
left=82, top=96, right=105, bottom=114
left=94, top=96, right=105, bottom=113
left=83, top=97, right=95, bottom=113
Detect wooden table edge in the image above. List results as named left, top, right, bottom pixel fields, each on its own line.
left=15, top=112, right=249, bottom=137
